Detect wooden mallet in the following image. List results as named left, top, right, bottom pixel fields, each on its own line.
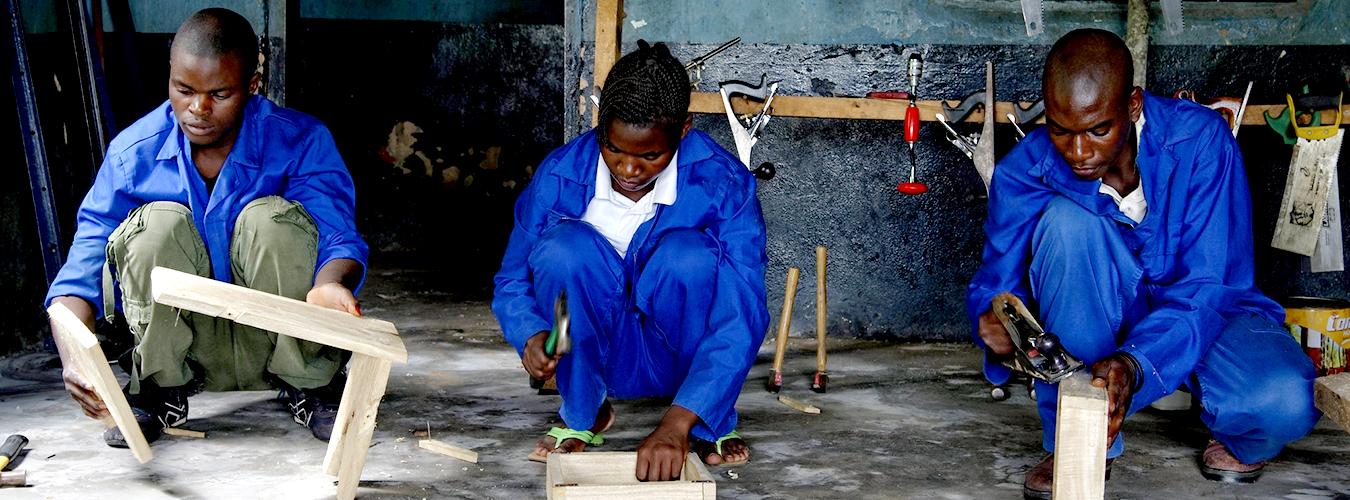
left=767, top=267, right=801, bottom=393
left=811, top=246, right=829, bottom=393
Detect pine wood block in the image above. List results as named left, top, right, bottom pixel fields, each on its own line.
left=163, top=427, right=206, bottom=439
left=777, top=395, right=821, bottom=414
left=1315, top=373, right=1350, bottom=432
left=546, top=452, right=715, bottom=500
left=149, top=266, right=406, bottom=363
left=47, top=303, right=153, bottom=464
left=1052, top=372, right=1107, bottom=500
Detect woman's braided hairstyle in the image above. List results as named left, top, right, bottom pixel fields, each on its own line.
left=597, top=40, right=690, bottom=147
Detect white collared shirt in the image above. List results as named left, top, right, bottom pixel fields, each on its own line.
left=581, top=151, right=679, bottom=258
left=1099, top=113, right=1148, bottom=223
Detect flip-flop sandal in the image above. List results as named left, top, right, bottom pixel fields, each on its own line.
left=692, top=430, right=749, bottom=466
left=527, top=427, right=605, bottom=463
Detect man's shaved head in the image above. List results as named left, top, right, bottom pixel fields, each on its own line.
left=1040, top=28, right=1143, bottom=184
left=1043, top=28, right=1133, bottom=105
left=170, top=8, right=258, bottom=79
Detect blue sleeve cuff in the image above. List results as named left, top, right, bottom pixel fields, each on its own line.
left=1119, top=345, right=1167, bottom=415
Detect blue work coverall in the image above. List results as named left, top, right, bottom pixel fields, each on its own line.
left=966, top=92, right=1318, bottom=463
left=492, top=128, right=768, bottom=441
left=46, top=95, right=369, bottom=313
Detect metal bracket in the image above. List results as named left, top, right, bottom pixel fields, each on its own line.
left=941, top=91, right=987, bottom=124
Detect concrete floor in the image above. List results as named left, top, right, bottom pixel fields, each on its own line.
left=1, top=268, right=1348, bottom=499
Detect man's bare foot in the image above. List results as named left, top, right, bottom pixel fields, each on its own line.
left=693, top=433, right=749, bottom=466
left=531, top=400, right=614, bottom=459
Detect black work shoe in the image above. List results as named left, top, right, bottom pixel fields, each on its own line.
left=104, top=384, right=191, bottom=448
left=278, top=373, right=346, bottom=442
left=1022, top=454, right=1115, bottom=500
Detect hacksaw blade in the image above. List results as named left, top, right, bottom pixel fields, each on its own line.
left=1161, top=0, right=1185, bottom=35
left=1019, top=0, right=1043, bottom=37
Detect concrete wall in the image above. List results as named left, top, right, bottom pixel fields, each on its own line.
left=563, top=0, right=1350, bottom=340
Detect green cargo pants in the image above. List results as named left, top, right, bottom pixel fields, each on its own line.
left=106, top=196, right=344, bottom=394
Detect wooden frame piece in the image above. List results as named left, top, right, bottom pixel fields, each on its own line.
left=150, top=267, right=406, bottom=363
left=546, top=452, right=715, bottom=500
left=1315, top=373, right=1350, bottom=432
left=591, top=0, right=623, bottom=126
left=47, top=303, right=153, bottom=464
left=149, top=266, right=406, bottom=500
left=1052, top=372, right=1107, bottom=500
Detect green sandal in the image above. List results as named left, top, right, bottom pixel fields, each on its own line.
left=692, top=430, right=749, bottom=466
left=527, top=427, right=604, bottom=462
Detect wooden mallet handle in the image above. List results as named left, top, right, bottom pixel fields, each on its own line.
left=770, top=267, right=801, bottom=376
left=815, top=247, right=828, bottom=373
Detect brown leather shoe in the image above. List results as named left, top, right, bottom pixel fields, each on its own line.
left=1199, top=440, right=1264, bottom=483
left=1022, top=454, right=1114, bottom=500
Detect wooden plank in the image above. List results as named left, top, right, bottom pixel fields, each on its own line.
left=591, top=0, right=623, bottom=126
left=1315, top=373, right=1350, bottom=432
left=815, top=246, right=827, bottom=374
left=547, top=452, right=715, bottom=499
left=150, top=266, right=406, bottom=363
left=327, top=354, right=392, bottom=500
left=0, top=470, right=25, bottom=487
left=47, top=303, right=153, bottom=464
left=1052, top=372, right=1107, bottom=500
left=418, top=439, right=478, bottom=463
left=689, top=91, right=1350, bottom=126
left=777, top=395, right=821, bottom=415
left=163, top=427, right=205, bottom=439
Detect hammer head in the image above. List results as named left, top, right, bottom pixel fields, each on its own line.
left=811, top=372, right=829, bottom=393
left=765, top=370, right=783, bottom=393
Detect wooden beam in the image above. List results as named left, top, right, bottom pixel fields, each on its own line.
left=325, top=354, right=392, bottom=500
left=418, top=439, right=479, bottom=463
left=1315, top=373, right=1350, bottom=432
left=150, top=267, right=407, bottom=363
left=47, top=303, right=153, bottom=464
left=591, top=0, right=623, bottom=126
left=689, top=91, right=1350, bottom=126
left=1052, top=372, right=1107, bottom=500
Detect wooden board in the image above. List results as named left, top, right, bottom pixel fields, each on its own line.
left=1052, top=372, right=1107, bottom=500
left=777, top=395, right=821, bottom=415
left=150, top=266, right=406, bottom=363
left=418, top=439, right=478, bottom=463
left=689, top=91, right=1350, bottom=125
left=1315, top=373, right=1350, bottom=432
left=546, top=452, right=715, bottom=500
left=163, top=427, right=205, bottom=439
left=47, top=303, right=153, bottom=464
left=591, top=0, right=623, bottom=126
left=324, top=354, right=392, bottom=500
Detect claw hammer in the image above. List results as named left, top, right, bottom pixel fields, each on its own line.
left=529, top=291, right=571, bottom=390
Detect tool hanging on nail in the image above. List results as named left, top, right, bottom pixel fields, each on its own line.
left=720, top=74, right=780, bottom=180
left=935, top=113, right=977, bottom=159
left=1008, top=114, right=1027, bottom=141
left=897, top=54, right=927, bottom=195
left=685, top=37, right=741, bottom=90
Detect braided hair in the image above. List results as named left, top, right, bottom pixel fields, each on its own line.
left=597, top=40, right=690, bottom=147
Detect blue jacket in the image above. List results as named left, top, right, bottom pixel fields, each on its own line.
left=493, top=128, right=769, bottom=409
left=46, top=95, right=369, bottom=315
left=966, top=92, right=1283, bottom=412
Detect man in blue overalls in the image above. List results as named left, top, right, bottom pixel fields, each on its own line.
left=965, top=29, right=1319, bottom=498
left=46, top=8, right=368, bottom=446
left=493, top=41, right=767, bottom=480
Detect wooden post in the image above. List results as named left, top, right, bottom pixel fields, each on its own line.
left=47, top=303, right=153, bottom=464
left=592, top=0, right=623, bottom=126
left=1052, top=372, right=1107, bottom=500
left=767, top=267, right=801, bottom=392
left=325, top=354, right=392, bottom=500
left=1315, top=373, right=1350, bottom=432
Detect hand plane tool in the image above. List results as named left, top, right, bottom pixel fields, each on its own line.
left=992, top=293, right=1083, bottom=383
left=530, top=291, right=571, bottom=390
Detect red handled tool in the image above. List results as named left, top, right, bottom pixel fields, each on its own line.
left=897, top=54, right=926, bottom=195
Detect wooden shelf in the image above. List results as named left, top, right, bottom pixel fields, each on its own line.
left=690, top=91, right=1350, bottom=126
